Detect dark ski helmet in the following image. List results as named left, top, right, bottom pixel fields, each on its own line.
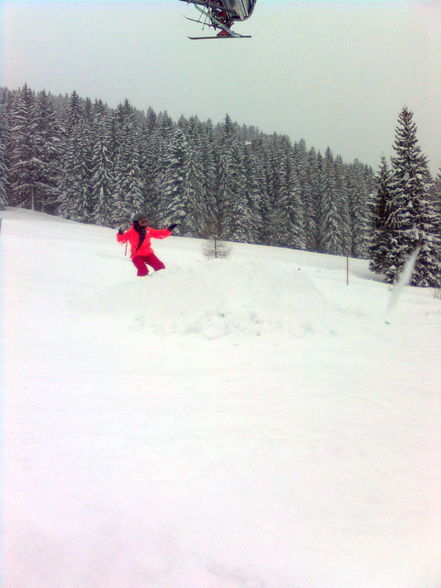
left=133, top=215, right=148, bottom=229
left=133, top=214, right=148, bottom=222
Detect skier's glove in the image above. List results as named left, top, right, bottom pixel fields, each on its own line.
left=168, top=223, right=177, bottom=231
left=118, top=228, right=124, bottom=235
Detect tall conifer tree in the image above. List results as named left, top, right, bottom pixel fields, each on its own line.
left=198, top=119, right=218, bottom=231
left=111, top=100, right=144, bottom=225
left=90, top=101, right=113, bottom=225
left=243, top=143, right=265, bottom=243
left=347, top=160, right=371, bottom=258
left=377, top=107, right=440, bottom=286
left=33, top=90, right=63, bottom=212
left=430, top=168, right=441, bottom=224
left=318, top=148, right=346, bottom=255
left=303, top=149, right=321, bottom=251
left=217, top=115, right=249, bottom=241
left=156, top=127, right=188, bottom=228
left=334, top=155, right=351, bottom=255
left=181, top=118, right=210, bottom=235
left=369, top=156, right=392, bottom=274
left=0, top=99, right=7, bottom=209
left=58, top=92, right=93, bottom=221
left=7, top=86, right=40, bottom=209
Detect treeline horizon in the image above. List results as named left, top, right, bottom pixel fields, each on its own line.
left=1, top=85, right=379, bottom=260
left=1, top=85, right=440, bottom=282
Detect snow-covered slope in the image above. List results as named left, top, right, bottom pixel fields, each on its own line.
left=2, top=208, right=441, bottom=588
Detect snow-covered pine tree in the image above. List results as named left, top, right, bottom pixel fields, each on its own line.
left=261, top=135, right=282, bottom=243
left=0, top=97, right=8, bottom=209
left=90, top=100, right=113, bottom=225
left=285, top=162, right=306, bottom=250
left=303, top=148, right=321, bottom=252
left=265, top=136, right=290, bottom=246
left=430, top=168, right=441, bottom=226
left=267, top=140, right=305, bottom=249
left=155, top=126, right=188, bottom=229
left=369, top=156, right=393, bottom=274
left=148, top=111, right=176, bottom=224
left=433, top=170, right=441, bottom=293
left=243, top=140, right=266, bottom=243
left=318, top=148, right=346, bottom=255
left=138, top=110, right=161, bottom=224
left=7, top=85, right=41, bottom=209
left=347, top=159, right=371, bottom=258
left=292, top=140, right=310, bottom=248
left=216, top=115, right=250, bottom=242
left=363, top=163, right=376, bottom=200
left=68, top=91, right=83, bottom=128
left=198, top=119, right=218, bottom=232
left=82, top=98, right=94, bottom=127
left=145, top=107, right=157, bottom=133
left=33, top=90, right=63, bottom=213
left=111, top=100, right=144, bottom=226
left=180, top=117, right=211, bottom=236
left=380, top=107, right=440, bottom=287
left=334, top=155, right=351, bottom=255
left=0, top=88, right=14, bottom=185
left=0, top=146, right=5, bottom=210
left=58, top=91, right=93, bottom=222
left=178, top=114, right=189, bottom=131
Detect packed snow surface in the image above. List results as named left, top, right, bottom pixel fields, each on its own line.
left=2, top=208, right=441, bottom=588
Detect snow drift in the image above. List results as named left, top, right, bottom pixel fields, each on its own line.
left=85, top=259, right=337, bottom=339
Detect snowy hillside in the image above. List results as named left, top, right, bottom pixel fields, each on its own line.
left=2, top=208, right=441, bottom=588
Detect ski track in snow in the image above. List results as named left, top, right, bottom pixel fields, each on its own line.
left=2, top=208, right=441, bottom=588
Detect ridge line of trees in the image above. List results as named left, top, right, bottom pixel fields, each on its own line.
left=1, top=85, right=375, bottom=257
left=1, top=87, right=440, bottom=285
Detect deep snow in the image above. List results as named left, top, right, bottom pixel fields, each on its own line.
left=2, top=208, right=441, bottom=588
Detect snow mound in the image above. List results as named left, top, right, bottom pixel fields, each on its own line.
left=89, top=259, right=337, bottom=339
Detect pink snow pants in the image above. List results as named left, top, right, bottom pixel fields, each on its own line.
left=132, top=253, right=165, bottom=277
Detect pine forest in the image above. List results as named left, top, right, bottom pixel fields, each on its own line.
left=1, top=86, right=440, bottom=285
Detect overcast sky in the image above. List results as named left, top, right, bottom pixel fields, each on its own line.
left=2, top=0, right=441, bottom=172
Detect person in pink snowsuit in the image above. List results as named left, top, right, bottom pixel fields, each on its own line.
left=117, top=216, right=177, bottom=277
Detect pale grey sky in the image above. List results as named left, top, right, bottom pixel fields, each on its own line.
left=2, top=0, right=441, bottom=172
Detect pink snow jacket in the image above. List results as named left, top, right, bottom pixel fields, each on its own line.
left=117, top=225, right=172, bottom=258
